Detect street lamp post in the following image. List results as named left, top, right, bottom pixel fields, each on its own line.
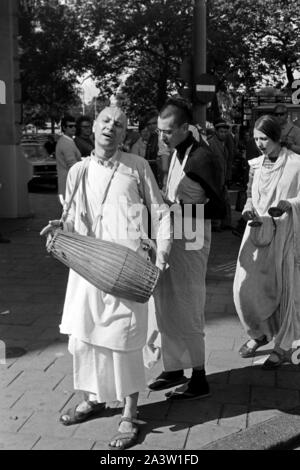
left=193, top=0, right=207, bottom=128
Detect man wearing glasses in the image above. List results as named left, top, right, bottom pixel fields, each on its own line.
left=273, top=104, right=300, bottom=155
left=55, top=115, right=82, bottom=205
left=74, top=115, right=94, bottom=158
left=149, top=97, right=225, bottom=400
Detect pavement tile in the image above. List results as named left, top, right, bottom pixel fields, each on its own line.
left=0, top=388, right=24, bottom=409
left=0, top=325, right=46, bottom=341
left=206, top=370, right=230, bottom=384
left=0, top=409, right=33, bottom=433
left=209, top=382, right=251, bottom=406
left=207, top=350, right=253, bottom=368
left=32, top=435, right=95, bottom=450
left=135, top=420, right=189, bottom=450
left=8, top=369, right=65, bottom=391
left=205, top=335, right=235, bottom=351
left=18, top=411, right=79, bottom=438
left=11, top=389, right=73, bottom=413
left=251, top=386, right=300, bottom=410
left=186, top=423, right=242, bottom=449
left=218, top=404, right=247, bottom=429
left=0, top=431, right=40, bottom=450
left=38, top=327, right=68, bottom=342
left=138, top=396, right=172, bottom=421
left=247, top=407, right=281, bottom=426
left=72, top=413, right=121, bottom=441
left=167, top=399, right=222, bottom=425
left=0, top=368, right=23, bottom=387
left=54, top=373, right=74, bottom=393
left=9, top=351, right=57, bottom=371
left=276, top=370, right=300, bottom=390
left=229, top=366, right=276, bottom=387
left=45, top=355, right=73, bottom=374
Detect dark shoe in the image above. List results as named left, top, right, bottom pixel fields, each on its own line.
left=148, top=370, right=188, bottom=391
left=108, top=416, right=140, bottom=450
left=239, top=336, right=268, bottom=358
left=261, top=350, right=285, bottom=370
left=59, top=400, right=106, bottom=426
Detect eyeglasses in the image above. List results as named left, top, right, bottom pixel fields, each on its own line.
left=156, top=128, right=174, bottom=137
left=274, top=112, right=286, bottom=117
left=66, top=124, right=76, bottom=128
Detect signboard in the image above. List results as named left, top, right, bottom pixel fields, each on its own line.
left=195, top=73, right=216, bottom=104
left=292, top=79, right=300, bottom=105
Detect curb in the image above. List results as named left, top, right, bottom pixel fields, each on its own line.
left=201, top=407, right=300, bottom=450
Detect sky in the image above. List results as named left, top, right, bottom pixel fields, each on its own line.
left=81, top=76, right=99, bottom=104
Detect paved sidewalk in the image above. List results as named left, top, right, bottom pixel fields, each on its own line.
left=1, top=192, right=300, bottom=450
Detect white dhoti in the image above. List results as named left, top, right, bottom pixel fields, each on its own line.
left=68, top=337, right=146, bottom=402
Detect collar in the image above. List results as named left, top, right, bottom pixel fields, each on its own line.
left=91, top=149, right=120, bottom=168
left=62, top=134, right=74, bottom=142
left=175, top=132, right=195, bottom=161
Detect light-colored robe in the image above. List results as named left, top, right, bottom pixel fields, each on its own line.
left=59, top=151, right=171, bottom=353
left=233, top=148, right=300, bottom=350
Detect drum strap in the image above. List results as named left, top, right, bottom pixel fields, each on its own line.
left=60, top=157, right=91, bottom=223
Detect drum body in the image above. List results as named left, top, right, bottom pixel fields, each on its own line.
left=47, top=230, right=160, bottom=303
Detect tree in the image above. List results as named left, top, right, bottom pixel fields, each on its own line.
left=19, top=0, right=94, bottom=131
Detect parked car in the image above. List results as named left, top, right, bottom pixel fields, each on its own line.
left=21, top=133, right=59, bottom=192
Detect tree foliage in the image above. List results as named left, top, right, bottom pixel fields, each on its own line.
left=19, top=0, right=300, bottom=124
left=19, top=0, right=93, bottom=129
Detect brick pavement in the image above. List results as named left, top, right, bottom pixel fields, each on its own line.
left=1, top=192, right=300, bottom=450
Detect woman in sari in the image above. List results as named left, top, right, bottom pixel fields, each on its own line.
left=234, top=115, right=300, bottom=369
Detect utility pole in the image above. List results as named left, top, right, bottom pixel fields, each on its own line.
left=193, top=0, right=207, bottom=128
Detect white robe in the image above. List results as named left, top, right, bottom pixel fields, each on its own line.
left=234, top=149, right=300, bottom=350
left=59, top=151, right=171, bottom=353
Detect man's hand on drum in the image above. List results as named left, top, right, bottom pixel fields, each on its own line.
left=40, top=220, right=63, bottom=236
left=276, top=200, right=292, bottom=213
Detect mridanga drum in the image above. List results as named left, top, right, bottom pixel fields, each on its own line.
left=46, top=230, right=160, bottom=303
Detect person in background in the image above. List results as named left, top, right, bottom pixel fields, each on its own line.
left=44, top=135, right=56, bottom=158
left=130, top=119, right=151, bottom=158
left=74, top=116, right=94, bottom=158
left=208, top=119, right=232, bottom=231
left=273, top=104, right=300, bottom=155
left=55, top=115, right=82, bottom=205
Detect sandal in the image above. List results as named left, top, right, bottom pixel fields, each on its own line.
left=59, top=400, right=106, bottom=426
left=239, top=336, right=268, bottom=358
left=262, top=350, right=285, bottom=370
left=108, top=416, right=140, bottom=450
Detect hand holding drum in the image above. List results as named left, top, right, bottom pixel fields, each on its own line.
left=40, top=220, right=63, bottom=237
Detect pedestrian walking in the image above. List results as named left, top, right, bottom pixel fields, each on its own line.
left=55, top=115, right=82, bottom=205
left=234, top=114, right=300, bottom=369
